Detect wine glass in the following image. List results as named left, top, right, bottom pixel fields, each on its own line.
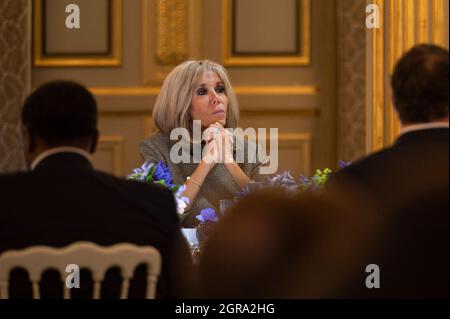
left=219, top=199, right=235, bottom=216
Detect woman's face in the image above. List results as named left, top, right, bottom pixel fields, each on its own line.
left=190, top=71, right=228, bottom=128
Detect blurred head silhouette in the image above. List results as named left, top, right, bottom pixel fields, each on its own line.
left=391, top=44, right=448, bottom=126
left=21, top=80, right=99, bottom=167
left=199, top=187, right=379, bottom=298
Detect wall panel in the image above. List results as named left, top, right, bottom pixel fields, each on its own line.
left=32, top=0, right=337, bottom=177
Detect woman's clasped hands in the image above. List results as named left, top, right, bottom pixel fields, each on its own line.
left=201, top=122, right=234, bottom=165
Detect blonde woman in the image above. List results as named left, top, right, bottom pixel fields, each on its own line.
left=140, top=60, right=266, bottom=226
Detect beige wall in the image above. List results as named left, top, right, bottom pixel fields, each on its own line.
left=0, top=0, right=30, bottom=173
left=32, top=0, right=338, bottom=178
left=2, top=0, right=448, bottom=178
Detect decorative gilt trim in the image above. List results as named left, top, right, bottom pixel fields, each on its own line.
left=404, top=0, right=416, bottom=50
left=388, top=0, right=403, bottom=83
left=91, top=84, right=318, bottom=113
left=99, top=111, right=153, bottom=116
left=91, top=86, right=161, bottom=96
left=91, top=85, right=318, bottom=96
left=222, top=0, right=311, bottom=66
left=417, top=0, right=430, bottom=43
left=33, top=0, right=122, bottom=67
left=96, top=135, right=124, bottom=176
left=370, top=0, right=385, bottom=152
left=142, top=0, right=202, bottom=85
left=240, top=110, right=318, bottom=117
left=387, top=0, right=403, bottom=144
left=432, top=0, right=447, bottom=46
left=234, top=85, right=317, bottom=95
left=155, top=0, right=188, bottom=65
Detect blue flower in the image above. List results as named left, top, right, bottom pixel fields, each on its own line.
left=128, top=162, right=155, bottom=181
left=128, top=161, right=189, bottom=217
left=266, top=171, right=298, bottom=192
left=299, top=175, right=311, bottom=191
left=196, top=208, right=218, bottom=223
left=153, top=161, right=175, bottom=188
left=338, top=160, right=352, bottom=169
left=299, top=175, right=309, bottom=185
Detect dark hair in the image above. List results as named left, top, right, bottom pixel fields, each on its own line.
left=199, top=190, right=378, bottom=298
left=391, top=44, right=449, bottom=124
left=21, top=81, right=98, bottom=146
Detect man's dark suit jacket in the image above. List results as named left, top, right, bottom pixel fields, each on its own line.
left=328, top=128, right=449, bottom=298
left=331, top=128, right=449, bottom=213
left=0, top=152, right=195, bottom=299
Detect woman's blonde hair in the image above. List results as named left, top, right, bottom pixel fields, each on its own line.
left=152, top=60, right=239, bottom=134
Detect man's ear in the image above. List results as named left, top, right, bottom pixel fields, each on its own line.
left=89, top=130, right=99, bottom=154
left=22, top=128, right=36, bottom=154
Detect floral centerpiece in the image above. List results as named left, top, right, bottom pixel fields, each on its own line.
left=298, top=168, right=333, bottom=192
left=127, top=161, right=190, bottom=217
left=300, top=160, right=351, bottom=191
left=265, top=171, right=299, bottom=193
left=237, top=160, right=352, bottom=196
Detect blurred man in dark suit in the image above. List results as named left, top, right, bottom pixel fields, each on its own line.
left=0, top=81, right=195, bottom=298
left=329, top=44, right=448, bottom=298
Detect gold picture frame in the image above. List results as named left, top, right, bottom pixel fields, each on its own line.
left=33, top=0, right=122, bottom=67
left=222, top=0, right=311, bottom=66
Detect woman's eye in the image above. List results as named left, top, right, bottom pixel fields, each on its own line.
left=197, top=89, right=207, bottom=95
left=215, top=86, right=225, bottom=93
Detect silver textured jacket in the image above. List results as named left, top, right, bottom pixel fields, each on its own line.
left=140, top=132, right=267, bottom=226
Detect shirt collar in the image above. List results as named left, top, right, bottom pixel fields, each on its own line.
left=31, top=147, right=93, bottom=171
left=400, top=122, right=449, bottom=136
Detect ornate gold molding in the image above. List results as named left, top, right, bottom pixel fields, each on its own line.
left=142, top=0, right=202, bottom=85
left=370, top=0, right=385, bottom=152
left=417, top=0, right=430, bottom=42
left=240, top=110, right=318, bottom=117
left=387, top=0, right=403, bottom=143
left=155, top=0, right=188, bottom=65
left=91, top=85, right=318, bottom=96
left=222, top=0, right=311, bottom=66
left=404, top=0, right=416, bottom=50
left=432, top=0, right=447, bottom=46
left=234, top=85, right=317, bottom=95
left=33, top=0, right=122, bottom=67
left=91, top=86, right=161, bottom=96
left=91, top=85, right=318, bottom=113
